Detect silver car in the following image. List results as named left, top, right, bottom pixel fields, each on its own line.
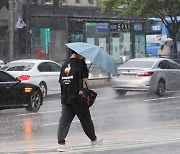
left=111, top=58, right=180, bottom=96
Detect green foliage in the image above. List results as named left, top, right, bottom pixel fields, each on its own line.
left=100, top=0, right=180, bottom=18
left=100, top=0, right=180, bottom=54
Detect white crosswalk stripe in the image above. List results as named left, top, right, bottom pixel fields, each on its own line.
left=1, top=135, right=180, bottom=153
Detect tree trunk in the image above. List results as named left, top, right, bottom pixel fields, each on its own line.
left=166, top=22, right=179, bottom=62
left=172, top=40, right=178, bottom=61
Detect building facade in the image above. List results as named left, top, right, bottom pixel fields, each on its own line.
left=0, top=0, right=146, bottom=79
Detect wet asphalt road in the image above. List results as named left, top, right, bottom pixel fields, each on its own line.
left=1, top=86, right=180, bottom=153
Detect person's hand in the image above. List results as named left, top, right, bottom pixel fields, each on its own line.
left=83, top=78, right=88, bottom=82
left=79, top=90, right=83, bottom=94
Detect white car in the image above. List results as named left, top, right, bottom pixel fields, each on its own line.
left=0, top=60, right=5, bottom=68
left=2, top=59, right=61, bottom=97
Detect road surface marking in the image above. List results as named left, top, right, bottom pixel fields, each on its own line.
left=1, top=135, right=180, bottom=153
left=16, top=110, right=61, bottom=116
left=40, top=119, right=82, bottom=127
left=110, top=122, right=180, bottom=137
left=142, top=95, right=180, bottom=102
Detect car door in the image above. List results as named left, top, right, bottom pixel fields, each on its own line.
left=158, top=60, right=176, bottom=90
left=48, top=62, right=61, bottom=91
left=168, top=60, right=180, bottom=90
left=0, top=71, right=21, bottom=106
left=38, top=62, right=61, bottom=91
left=0, top=72, right=8, bottom=106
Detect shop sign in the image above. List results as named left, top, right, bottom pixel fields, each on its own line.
left=151, top=25, right=161, bottom=31
left=110, top=23, right=131, bottom=31
left=85, top=22, right=96, bottom=26
left=133, top=23, right=143, bottom=31
left=96, top=23, right=109, bottom=32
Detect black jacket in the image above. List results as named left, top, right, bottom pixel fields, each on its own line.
left=59, top=58, right=88, bottom=104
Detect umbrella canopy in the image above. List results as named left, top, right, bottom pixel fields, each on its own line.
left=66, top=42, right=118, bottom=76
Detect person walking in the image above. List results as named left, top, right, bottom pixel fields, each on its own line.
left=158, top=41, right=170, bottom=58
left=57, top=50, right=102, bottom=152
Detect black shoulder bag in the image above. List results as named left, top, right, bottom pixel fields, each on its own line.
left=78, top=61, right=97, bottom=109
left=81, top=82, right=97, bottom=109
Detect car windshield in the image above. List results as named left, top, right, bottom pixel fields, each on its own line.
left=119, top=60, right=155, bottom=68
left=2, top=62, right=35, bottom=71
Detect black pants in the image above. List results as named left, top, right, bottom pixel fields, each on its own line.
left=57, top=104, right=97, bottom=144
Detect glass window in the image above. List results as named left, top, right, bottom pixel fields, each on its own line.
left=71, top=34, right=84, bottom=42
left=85, top=22, right=109, bottom=79
left=110, top=32, right=131, bottom=63
left=0, top=72, right=16, bottom=82
left=135, top=35, right=146, bottom=58
left=48, top=62, right=61, bottom=72
left=38, top=62, right=51, bottom=72
left=158, top=60, right=170, bottom=69
left=88, top=0, right=93, bottom=4
left=31, top=28, right=50, bottom=59
left=120, top=60, right=155, bottom=68
left=2, top=62, right=35, bottom=71
left=168, top=61, right=180, bottom=69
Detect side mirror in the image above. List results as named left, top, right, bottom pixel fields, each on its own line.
left=15, top=77, right=21, bottom=83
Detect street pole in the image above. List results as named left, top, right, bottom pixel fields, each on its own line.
left=26, top=0, right=31, bottom=58
left=8, top=0, right=13, bottom=62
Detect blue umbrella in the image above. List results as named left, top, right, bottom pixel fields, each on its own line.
left=66, top=42, right=118, bottom=76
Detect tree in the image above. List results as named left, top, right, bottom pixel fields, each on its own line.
left=100, top=0, right=180, bottom=59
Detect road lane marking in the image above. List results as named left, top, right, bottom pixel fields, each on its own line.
left=16, top=110, right=61, bottom=116
left=43, top=100, right=58, bottom=104
left=142, top=95, right=180, bottom=102
left=40, top=119, right=82, bottom=127
left=40, top=122, right=58, bottom=126
left=110, top=122, right=180, bottom=137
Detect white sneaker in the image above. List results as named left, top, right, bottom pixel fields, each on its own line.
left=91, top=138, right=103, bottom=146
left=57, top=144, right=71, bottom=152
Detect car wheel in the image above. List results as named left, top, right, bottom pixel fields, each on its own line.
left=25, top=91, right=42, bottom=112
left=39, top=82, right=47, bottom=97
left=116, top=90, right=127, bottom=96
left=156, top=80, right=165, bottom=96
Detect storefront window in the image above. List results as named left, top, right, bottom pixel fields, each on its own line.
left=85, top=22, right=109, bottom=79
left=31, top=28, right=50, bottom=59
left=70, top=33, right=84, bottom=42
left=110, top=32, right=131, bottom=64
left=135, top=35, right=146, bottom=58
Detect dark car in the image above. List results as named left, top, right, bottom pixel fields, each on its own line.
left=0, top=70, right=43, bottom=112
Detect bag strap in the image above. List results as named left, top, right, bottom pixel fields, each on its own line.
left=84, top=81, right=89, bottom=89
left=78, top=59, right=89, bottom=90
left=78, top=59, right=83, bottom=90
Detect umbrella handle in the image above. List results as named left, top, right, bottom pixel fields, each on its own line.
left=88, top=63, right=92, bottom=69
left=84, top=81, right=89, bottom=89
